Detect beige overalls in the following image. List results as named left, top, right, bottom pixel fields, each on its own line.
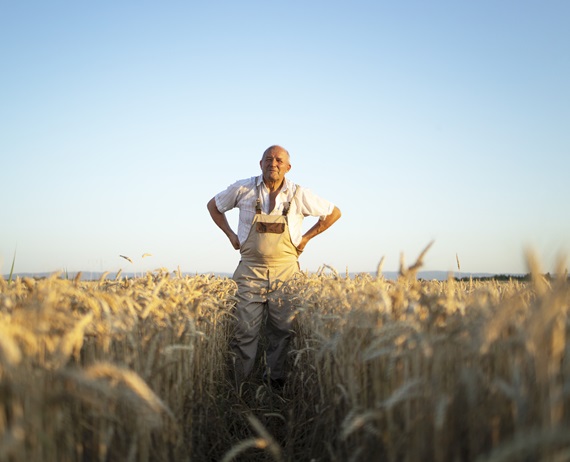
left=231, top=185, right=301, bottom=385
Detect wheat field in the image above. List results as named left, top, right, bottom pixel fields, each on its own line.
left=1, top=253, right=569, bottom=461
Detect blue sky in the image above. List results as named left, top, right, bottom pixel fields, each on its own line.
left=1, top=0, right=569, bottom=277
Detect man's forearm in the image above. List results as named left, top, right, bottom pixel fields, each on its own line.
left=207, top=198, right=232, bottom=235
left=300, top=206, right=341, bottom=248
left=207, top=198, right=240, bottom=249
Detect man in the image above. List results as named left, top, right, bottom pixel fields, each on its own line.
left=207, top=145, right=341, bottom=389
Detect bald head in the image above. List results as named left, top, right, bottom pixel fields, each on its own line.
left=260, top=145, right=291, bottom=188
left=262, top=145, right=290, bottom=163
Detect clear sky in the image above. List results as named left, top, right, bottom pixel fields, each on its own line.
left=1, top=0, right=569, bottom=277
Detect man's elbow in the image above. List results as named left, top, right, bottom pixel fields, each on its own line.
left=324, top=206, right=341, bottom=224
left=332, top=206, right=341, bottom=221
left=207, top=198, right=221, bottom=217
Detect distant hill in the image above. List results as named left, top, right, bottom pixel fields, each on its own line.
left=3, top=270, right=520, bottom=282
left=1, top=271, right=231, bottom=281
left=378, top=270, right=499, bottom=280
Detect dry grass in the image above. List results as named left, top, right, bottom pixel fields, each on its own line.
left=0, top=255, right=569, bottom=461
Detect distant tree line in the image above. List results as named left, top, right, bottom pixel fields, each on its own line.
left=456, top=273, right=569, bottom=282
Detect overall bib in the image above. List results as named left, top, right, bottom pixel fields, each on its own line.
left=231, top=186, right=300, bottom=384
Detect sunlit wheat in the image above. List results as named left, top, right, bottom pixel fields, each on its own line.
left=0, top=249, right=568, bottom=461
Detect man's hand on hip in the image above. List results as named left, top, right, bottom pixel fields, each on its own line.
left=296, top=235, right=309, bottom=253
left=228, top=232, right=240, bottom=250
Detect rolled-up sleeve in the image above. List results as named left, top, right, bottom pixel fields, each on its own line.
left=215, top=181, right=242, bottom=213
left=296, top=187, right=334, bottom=220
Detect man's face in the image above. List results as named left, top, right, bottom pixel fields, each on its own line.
left=260, top=148, right=291, bottom=184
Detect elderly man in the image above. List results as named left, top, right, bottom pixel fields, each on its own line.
left=207, top=145, right=341, bottom=389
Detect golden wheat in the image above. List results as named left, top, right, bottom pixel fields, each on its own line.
left=0, top=253, right=569, bottom=461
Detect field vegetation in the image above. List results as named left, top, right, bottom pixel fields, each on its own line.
left=1, top=251, right=569, bottom=461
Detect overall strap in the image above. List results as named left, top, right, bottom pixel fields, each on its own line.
left=282, top=184, right=299, bottom=217
left=255, top=181, right=299, bottom=216
left=255, top=181, right=262, bottom=214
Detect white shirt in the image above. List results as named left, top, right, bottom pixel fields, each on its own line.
left=215, top=175, right=335, bottom=247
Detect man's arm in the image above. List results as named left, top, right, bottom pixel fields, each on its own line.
left=207, top=197, right=240, bottom=250
left=296, top=206, right=341, bottom=252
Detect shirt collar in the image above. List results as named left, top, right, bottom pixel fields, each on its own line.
left=256, top=175, right=290, bottom=193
